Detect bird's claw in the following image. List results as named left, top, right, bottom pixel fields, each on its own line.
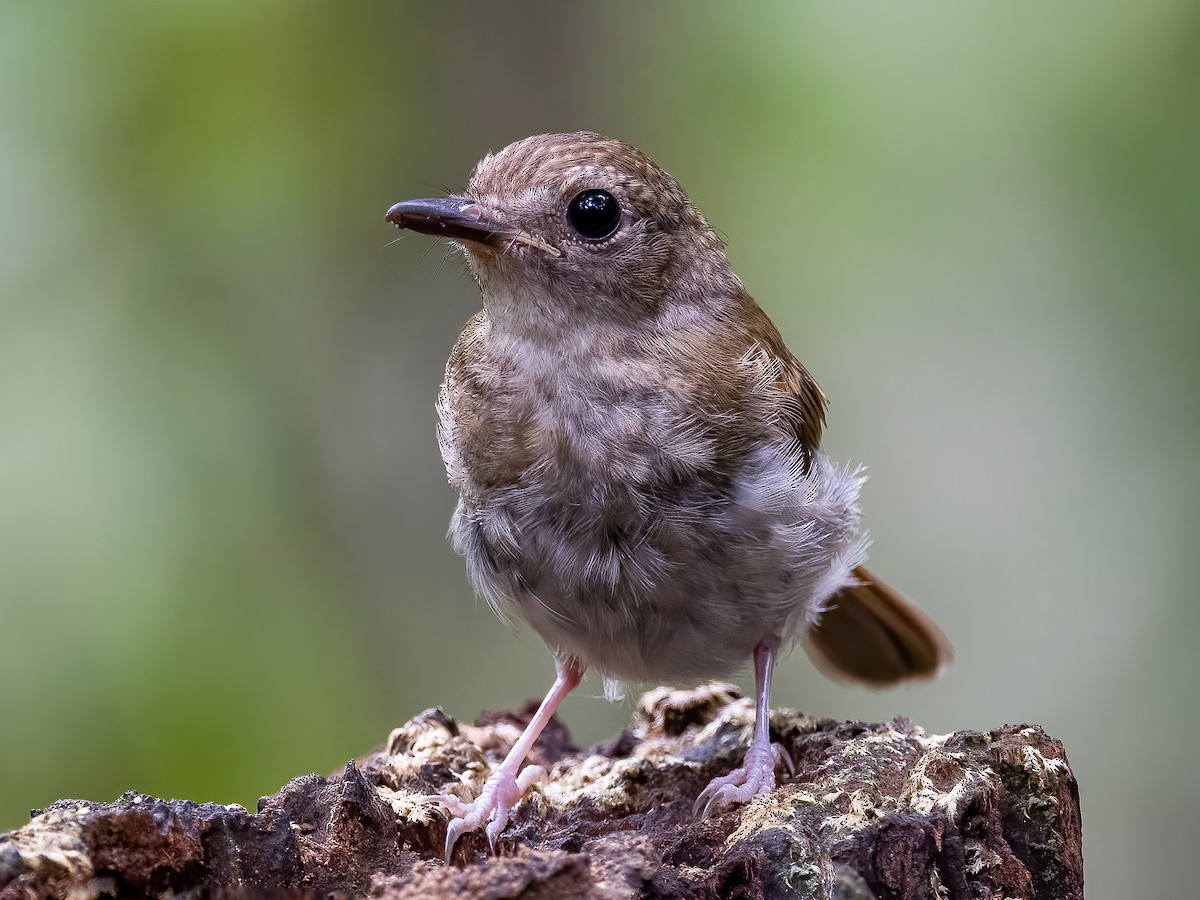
left=433, top=764, right=547, bottom=863
left=695, top=739, right=788, bottom=818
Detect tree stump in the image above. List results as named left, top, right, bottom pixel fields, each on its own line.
left=0, top=683, right=1083, bottom=899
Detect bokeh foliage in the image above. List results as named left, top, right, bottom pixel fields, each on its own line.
left=1, top=4, right=1196, bottom=896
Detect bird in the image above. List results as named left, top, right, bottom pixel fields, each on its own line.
left=384, top=131, right=951, bottom=862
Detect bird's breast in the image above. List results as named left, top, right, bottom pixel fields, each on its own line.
left=444, top=350, right=725, bottom=495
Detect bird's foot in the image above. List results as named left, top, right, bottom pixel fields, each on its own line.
left=431, top=763, right=547, bottom=862
left=695, top=736, right=792, bottom=817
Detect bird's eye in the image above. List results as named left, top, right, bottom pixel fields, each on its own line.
left=567, top=189, right=621, bottom=241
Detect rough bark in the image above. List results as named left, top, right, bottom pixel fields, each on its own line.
left=0, top=683, right=1083, bottom=899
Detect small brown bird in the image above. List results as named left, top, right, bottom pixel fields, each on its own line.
left=385, top=132, right=950, bottom=862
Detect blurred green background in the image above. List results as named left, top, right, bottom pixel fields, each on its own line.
left=1, top=2, right=1196, bottom=895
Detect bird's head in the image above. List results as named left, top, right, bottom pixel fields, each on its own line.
left=386, top=132, right=738, bottom=334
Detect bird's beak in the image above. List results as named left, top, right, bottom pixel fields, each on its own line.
left=385, top=198, right=560, bottom=257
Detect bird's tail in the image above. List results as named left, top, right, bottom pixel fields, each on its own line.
left=804, top=565, right=952, bottom=686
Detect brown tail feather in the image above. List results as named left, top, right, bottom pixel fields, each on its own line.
left=804, top=565, right=952, bottom=687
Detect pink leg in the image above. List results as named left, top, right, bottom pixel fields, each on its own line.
left=433, top=656, right=583, bottom=863
left=695, top=635, right=791, bottom=816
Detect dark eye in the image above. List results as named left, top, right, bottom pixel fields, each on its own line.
left=567, top=189, right=621, bottom=241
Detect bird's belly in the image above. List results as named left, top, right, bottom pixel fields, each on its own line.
left=449, top=449, right=866, bottom=684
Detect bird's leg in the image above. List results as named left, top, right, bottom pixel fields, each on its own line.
left=432, top=656, right=583, bottom=863
left=695, top=634, right=791, bottom=816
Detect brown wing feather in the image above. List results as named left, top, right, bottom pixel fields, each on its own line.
left=805, top=565, right=953, bottom=686
left=441, top=311, right=538, bottom=490
left=730, top=294, right=826, bottom=465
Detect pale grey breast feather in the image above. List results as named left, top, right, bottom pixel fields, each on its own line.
left=446, top=433, right=867, bottom=685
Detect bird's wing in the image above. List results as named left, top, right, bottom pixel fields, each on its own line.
left=730, top=292, right=827, bottom=467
